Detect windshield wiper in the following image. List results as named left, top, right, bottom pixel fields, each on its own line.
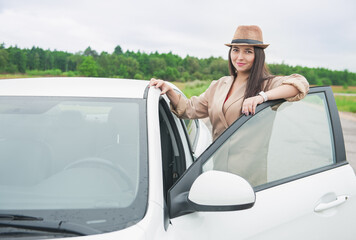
left=0, top=218, right=102, bottom=236
left=0, top=214, right=43, bottom=221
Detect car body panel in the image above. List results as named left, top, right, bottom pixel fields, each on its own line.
left=169, top=164, right=356, bottom=239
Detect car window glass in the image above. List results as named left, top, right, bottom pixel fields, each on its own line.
left=173, top=90, right=199, bottom=152
left=0, top=96, right=148, bottom=233
left=183, top=119, right=199, bottom=151
left=202, top=93, right=335, bottom=187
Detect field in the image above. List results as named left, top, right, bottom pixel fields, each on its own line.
left=172, top=80, right=211, bottom=98
left=0, top=74, right=33, bottom=79
left=331, top=86, right=356, bottom=94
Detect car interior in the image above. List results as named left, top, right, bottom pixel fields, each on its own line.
left=159, top=99, right=186, bottom=201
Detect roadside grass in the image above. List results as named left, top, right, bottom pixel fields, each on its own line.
left=335, top=96, right=356, bottom=113
left=0, top=74, right=32, bottom=79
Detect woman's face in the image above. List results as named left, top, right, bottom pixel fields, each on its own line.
left=230, top=46, right=255, bottom=74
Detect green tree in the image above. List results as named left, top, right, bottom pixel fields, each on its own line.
left=209, top=58, right=229, bottom=76
left=0, top=49, right=8, bottom=73
left=44, top=50, right=54, bottom=70
left=317, top=77, right=332, bottom=86
left=148, top=57, right=166, bottom=75
left=83, top=46, right=98, bottom=58
left=8, top=47, right=27, bottom=73
left=124, top=57, right=140, bottom=78
left=1, top=44, right=356, bottom=86
left=113, top=45, right=123, bottom=55
left=96, top=52, right=111, bottom=77
left=183, top=56, right=200, bottom=74
left=52, top=51, right=70, bottom=72
left=78, top=56, right=98, bottom=77
left=134, top=73, right=144, bottom=79
left=26, top=47, right=41, bottom=70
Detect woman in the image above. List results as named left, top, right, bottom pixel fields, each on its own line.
left=150, top=25, right=309, bottom=141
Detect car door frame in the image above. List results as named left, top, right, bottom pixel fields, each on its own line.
left=167, top=86, right=348, bottom=219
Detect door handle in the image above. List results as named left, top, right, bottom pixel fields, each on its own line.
left=314, top=195, right=349, bottom=212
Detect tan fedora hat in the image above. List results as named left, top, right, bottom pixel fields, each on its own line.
left=225, top=25, right=269, bottom=49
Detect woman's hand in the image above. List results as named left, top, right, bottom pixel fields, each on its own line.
left=149, top=78, right=180, bottom=107
left=149, top=78, right=173, bottom=95
left=241, top=95, right=264, bottom=116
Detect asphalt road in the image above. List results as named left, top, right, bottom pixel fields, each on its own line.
left=339, top=112, right=356, bottom=174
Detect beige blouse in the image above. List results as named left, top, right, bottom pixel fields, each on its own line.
left=171, top=74, right=309, bottom=141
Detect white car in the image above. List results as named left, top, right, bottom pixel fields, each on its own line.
left=0, top=77, right=355, bottom=240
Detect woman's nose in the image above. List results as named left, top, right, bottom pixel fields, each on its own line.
left=237, top=52, right=244, bottom=59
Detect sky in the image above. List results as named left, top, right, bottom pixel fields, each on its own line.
left=0, top=0, right=355, bottom=72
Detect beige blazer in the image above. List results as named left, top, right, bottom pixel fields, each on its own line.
left=172, top=74, right=309, bottom=141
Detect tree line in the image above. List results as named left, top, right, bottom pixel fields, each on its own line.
left=0, top=43, right=355, bottom=86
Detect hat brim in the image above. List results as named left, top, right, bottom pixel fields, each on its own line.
left=225, top=43, right=269, bottom=49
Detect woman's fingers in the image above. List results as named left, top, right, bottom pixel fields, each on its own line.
left=242, top=96, right=262, bottom=115
left=149, top=78, right=160, bottom=87
left=252, top=102, right=257, bottom=114
left=149, top=78, right=163, bottom=88
left=149, top=78, right=156, bottom=85
left=156, top=80, right=165, bottom=88
left=242, top=100, right=251, bottom=116
left=149, top=78, right=170, bottom=95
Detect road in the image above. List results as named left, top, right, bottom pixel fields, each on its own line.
left=339, top=112, right=356, bottom=173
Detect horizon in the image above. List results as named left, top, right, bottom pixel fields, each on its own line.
left=1, top=42, right=354, bottom=74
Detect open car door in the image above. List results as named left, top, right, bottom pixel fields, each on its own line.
left=167, top=86, right=356, bottom=239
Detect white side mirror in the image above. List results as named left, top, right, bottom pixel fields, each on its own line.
left=188, top=170, right=255, bottom=211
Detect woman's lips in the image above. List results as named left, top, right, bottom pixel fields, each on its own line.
left=237, top=62, right=246, bottom=66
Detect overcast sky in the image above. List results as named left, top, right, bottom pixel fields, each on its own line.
left=0, top=0, right=355, bottom=72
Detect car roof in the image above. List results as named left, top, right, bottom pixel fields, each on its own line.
left=0, top=77, right=150, bottom=98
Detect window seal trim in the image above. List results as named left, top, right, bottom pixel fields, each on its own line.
left=191, top=119, right=200, bottom=153
left=322, top=87, right=346, bottom=163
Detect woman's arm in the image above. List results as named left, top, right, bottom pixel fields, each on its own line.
left=265, top=84, right=300, bottom=101
left=242, top=74, right=309, bottom=116
left=149, top=77, right=220, bottom=120
left=149, top=78, right=180, bottom=107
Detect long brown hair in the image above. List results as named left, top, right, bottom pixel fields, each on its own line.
left=228, top=47, right=273, bottom=99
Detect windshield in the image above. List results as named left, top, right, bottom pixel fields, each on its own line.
left=0, top=96, right=148, bottom=235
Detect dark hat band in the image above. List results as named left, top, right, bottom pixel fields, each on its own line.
left=231, top=39, right=263, bottom=44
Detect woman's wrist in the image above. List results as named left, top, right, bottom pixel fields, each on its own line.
left=258, top=91, right=268, bottom=102
left=166, top=88, right=180, bottom=107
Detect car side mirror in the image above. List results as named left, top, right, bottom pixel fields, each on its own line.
left=187, top=170, right=255, bottom=211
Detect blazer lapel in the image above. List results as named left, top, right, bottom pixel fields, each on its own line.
left=223, top=81, right=247, bottom=113
left=216, top=76, right=234, bottom=129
